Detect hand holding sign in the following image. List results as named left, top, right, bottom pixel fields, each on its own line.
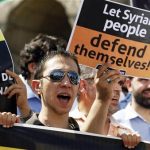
left=0, top=112, right=20, bottom=128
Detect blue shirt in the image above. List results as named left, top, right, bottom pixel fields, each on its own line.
left=28, top=97, right=41, bottom=112
left=113, top=104, right=150, bottom=142
left=19, top=75, right=41, bottom=113
left=119, top=92, right=132, bottom=109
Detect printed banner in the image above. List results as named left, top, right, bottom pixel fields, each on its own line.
left=0, top=124, right=149, bottom=150
left=0, top=30, right=16, bottom=113
left=68, top=0, right=150, bottom=78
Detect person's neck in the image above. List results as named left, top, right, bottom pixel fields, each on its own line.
left=38, top=108, right=69, bottom=129
left=78, top=99, right=91, bottom=116
left=27, top=74, right=34, bottom=88
left=27, top=79, right=32, bottom=87
left=132, top=99, right=150, bottom=123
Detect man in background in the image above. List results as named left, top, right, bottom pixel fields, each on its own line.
left=113, top=77, right=150, bottom=142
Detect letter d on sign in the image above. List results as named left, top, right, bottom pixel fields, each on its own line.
left=1, top=73, right=8, bottom=81
left=90, top=34, right=102, bottom=47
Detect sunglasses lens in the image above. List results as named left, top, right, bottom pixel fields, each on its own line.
left=68, top=71, right=79, bottom=85
left=50, top=70, right=64, bottom=82
left=48, top=70, right=79, bottom=85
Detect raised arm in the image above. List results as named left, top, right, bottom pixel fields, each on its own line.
left=4, top=70, right=31, bottom=119
left=81, top=63, right=123, bottom=134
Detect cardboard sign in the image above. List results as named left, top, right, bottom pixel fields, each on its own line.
left=0, top=30, right=16, bottom=113
left=68, top=0, right=150, bottom=78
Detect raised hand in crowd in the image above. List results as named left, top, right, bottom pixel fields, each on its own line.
left=81, top=63, right=124, bottom=133
left=0, top=65, right=141, bottom=149
left=94, top=63, right=122, bottom=103
left=80, top=63, right=141, bottom=149
left=3, top=70, right=31, bottom=119
left=0, top=70, right=32, bottom=128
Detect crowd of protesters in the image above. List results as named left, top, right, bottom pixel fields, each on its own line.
left=0, top=0, right=149, bottom=149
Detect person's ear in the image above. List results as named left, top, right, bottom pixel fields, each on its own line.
left=28, top=62, right=37, bottom=74
left=79, top=79, right=88, bottom=93
left=31, top=80, right=41, bottom=95
left=126, top=78, right=132, bottom=92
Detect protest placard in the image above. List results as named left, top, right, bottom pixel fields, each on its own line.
left=0, top=30, right=16, bottom=113
left=68, top=0, right=150, bottom=78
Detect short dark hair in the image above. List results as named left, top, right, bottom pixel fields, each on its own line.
left=20, top=33, right=67, bottom=79
left=35, top=50, right=81, bottom=79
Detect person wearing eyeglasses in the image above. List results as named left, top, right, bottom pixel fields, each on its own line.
left=22, top=50, right=81, bottom=130
left=19, top=33, right=67, bottom=113
left=1, top=50, right=122, bottom=132
left=0, top=50, right=80, bottom=130
left=0, top=50, right=141, bottom=149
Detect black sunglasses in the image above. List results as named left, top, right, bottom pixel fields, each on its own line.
left=43, top=69, right=80, bottom=85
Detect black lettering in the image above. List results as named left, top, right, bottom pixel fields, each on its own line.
left=111, top=39, right=120, bottom=52
left=146, top=61, right=150, bottom=70
left=123, top=56, right=128, bottom=67
left=90, top=34, right=102, bottom=47
left=137, top=45, right=147, bottom=58
left=96, top=52, right=109, bottom=62
left=128, top=60, right=135, bottom=67
left=127, top=46, right=136, bottom=56
left=110, top=56, right=116, bottom=64
left=134, top=61, right=140, bottom=69
left=80, top=44, right=88, bottom=56
left=88, top=50, right=96, bottom=58
left=74, top=44, right=80, bottom=54
left=140, top=62, right=147, bottom=70
left=118, top=44, right=127, bottom=54
left=116, top=58, right=123, bottom=66
left=101, top=40, right=110, bottom=50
